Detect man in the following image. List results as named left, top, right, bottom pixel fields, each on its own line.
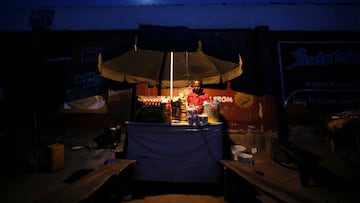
left=187, top=80, right=210, bottom=114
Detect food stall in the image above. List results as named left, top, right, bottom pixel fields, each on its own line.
left=125, top=95, right=223, bottom=183
left=97, top=25, right=243, bottom=183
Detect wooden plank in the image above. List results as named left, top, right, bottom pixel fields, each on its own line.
left=36, top=159, right=137, bottom=203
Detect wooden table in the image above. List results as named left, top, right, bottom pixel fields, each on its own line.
left=220, top=159, right=356, bottom=203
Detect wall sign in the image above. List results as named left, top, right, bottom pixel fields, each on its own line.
left=29, top=9, right=55, bottom=28
left=277, top=41, right=360, bottom=111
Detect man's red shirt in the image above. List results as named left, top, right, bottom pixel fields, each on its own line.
left=187, top=92, right=210, bottom=113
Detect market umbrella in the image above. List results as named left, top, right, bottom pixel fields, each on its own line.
left=98, top=25, right=243, bottom=97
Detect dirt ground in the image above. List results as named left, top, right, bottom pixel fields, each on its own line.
left=0, top=124, right=359, bottom=203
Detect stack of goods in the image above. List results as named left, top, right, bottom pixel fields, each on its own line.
left=187, top=105, right=199, bottom=125
left=179, top=97, right=188, bottom=122
left=204, top=99, right=220, bottom=123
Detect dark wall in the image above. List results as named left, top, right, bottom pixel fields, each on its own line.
left=1, top=28, right=359, bottom=147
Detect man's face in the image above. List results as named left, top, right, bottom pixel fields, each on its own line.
left=193, top=81, right=201, bottom=94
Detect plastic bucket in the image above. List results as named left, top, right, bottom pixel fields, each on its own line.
left=237, top=152, right=253, bottom=166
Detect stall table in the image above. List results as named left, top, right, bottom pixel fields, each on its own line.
left=125, top=121, right=223, bottom=183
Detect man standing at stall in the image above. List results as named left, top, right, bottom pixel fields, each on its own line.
left=187, top=80, right=210, bottom=114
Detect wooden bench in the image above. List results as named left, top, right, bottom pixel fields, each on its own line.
left=36, top=159, right=137, bottom=203
left=220, top=160, right=331, bottom=203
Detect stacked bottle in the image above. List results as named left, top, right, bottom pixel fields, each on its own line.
left=167, top=99, right=172, bottom=121
left=141, top=99, right=163, bottom=122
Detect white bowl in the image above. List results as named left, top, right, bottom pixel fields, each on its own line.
left=231, top=145, right=246, bottom=160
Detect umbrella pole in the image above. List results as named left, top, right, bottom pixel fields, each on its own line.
left=170, top=51, right=174, bottom=100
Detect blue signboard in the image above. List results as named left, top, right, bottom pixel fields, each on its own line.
left=277, top=41, right=360, bottom=111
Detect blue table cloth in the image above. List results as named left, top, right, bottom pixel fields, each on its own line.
left=125, top=122, right=223, bottom=183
